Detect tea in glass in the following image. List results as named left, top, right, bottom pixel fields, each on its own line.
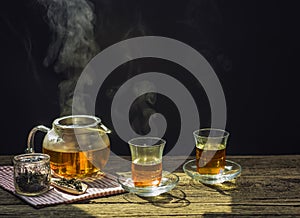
left=132, top=160, right=162, bottom=187
left=129, top=137, right=165, bottom=187
left=194, top=129, right=229, bottom=175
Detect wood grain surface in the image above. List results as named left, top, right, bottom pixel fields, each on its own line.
left=0, top=155, right=299, bottom=217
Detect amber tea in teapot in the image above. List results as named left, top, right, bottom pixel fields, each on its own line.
left=27, top=115, right=111, bottom=178
left=43, top=143, right=110, bottom=178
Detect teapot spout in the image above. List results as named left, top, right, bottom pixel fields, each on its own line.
left=84, top=123, right=112, bottom=134
left=99, top=123, right=112, bottom=134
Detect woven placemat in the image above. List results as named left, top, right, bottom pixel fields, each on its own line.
left=0, top=166, right=125, bottom=208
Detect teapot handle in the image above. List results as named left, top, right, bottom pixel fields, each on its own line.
left=26, top=125, right=50, bottom=153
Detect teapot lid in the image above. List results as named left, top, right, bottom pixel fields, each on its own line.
left=53, top=115, right=101, bottom=130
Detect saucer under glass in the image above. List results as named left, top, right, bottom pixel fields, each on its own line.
left=183, top=159, right=242, bottom=185
left=117, top=171, right=179, bottom=197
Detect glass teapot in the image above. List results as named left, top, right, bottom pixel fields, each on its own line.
left=26, top=115, right=111, bottom=178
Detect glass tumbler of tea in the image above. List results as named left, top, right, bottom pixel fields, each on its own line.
left=13, top=153, right=51, bottom=196
left=128, top=137, right=165, bottom=187
left=193, top=128, right=229, bottom=175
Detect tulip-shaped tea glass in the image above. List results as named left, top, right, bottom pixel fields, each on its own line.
left=128, top=137, right=165, bottom=187
left=193, top=128, right=229, bottom=175
left=183, top=128, right=241, bottom=185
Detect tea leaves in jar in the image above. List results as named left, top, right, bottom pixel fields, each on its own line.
left=15, top=169, right=50, bottom=194
left=13, top=153, right=51, bottom=196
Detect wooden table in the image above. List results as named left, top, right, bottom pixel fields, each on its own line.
left=0, top=155, right=299, bottom=217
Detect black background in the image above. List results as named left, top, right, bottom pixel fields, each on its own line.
left=0, top=0, right=299, bottom=155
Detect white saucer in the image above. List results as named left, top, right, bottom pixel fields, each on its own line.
left=183, top=159, right=242, bottom=185
left=117, top=171, right=179, bottom=197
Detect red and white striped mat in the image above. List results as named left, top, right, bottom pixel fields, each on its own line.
left=0, top=166, right=125, bottom=208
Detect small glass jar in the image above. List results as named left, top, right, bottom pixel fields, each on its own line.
left=13, top=153, right=51, bottom=196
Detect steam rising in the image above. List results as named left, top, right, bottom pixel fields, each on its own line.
left=38, top=0, right=98, bottom=115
